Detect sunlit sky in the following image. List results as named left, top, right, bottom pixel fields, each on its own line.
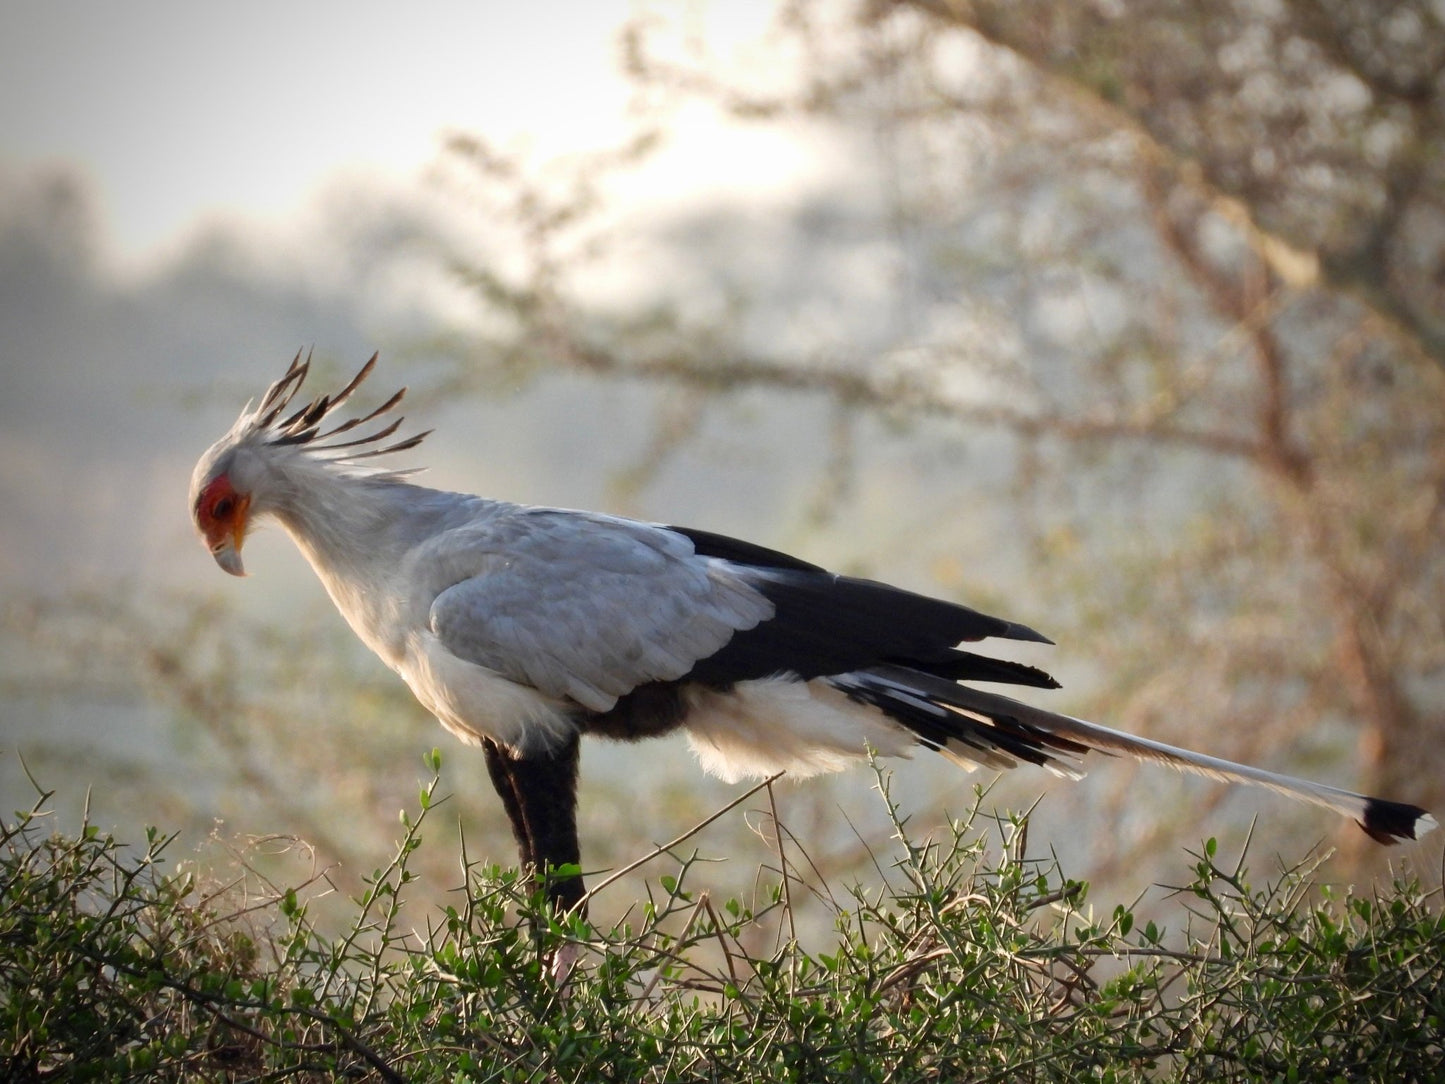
left=0, top=1, right=787, bottom=264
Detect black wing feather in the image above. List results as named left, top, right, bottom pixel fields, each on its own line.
left=666, top=525, right=827, bottom=573
left=669, top=525, right=1056, bottom=688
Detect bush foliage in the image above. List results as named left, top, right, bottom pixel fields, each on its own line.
left=3, top=754, right=1441, bottom=1082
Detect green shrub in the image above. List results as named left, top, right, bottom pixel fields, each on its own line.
left=2, top=755, right=1441, bottom=1082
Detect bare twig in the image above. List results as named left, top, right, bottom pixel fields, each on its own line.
left=579, top=774, right=784, bottom=907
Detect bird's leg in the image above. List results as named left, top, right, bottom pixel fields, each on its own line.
left=481, top=733, right=585, bottom=915
left=482, top=737, right=534, bottom=866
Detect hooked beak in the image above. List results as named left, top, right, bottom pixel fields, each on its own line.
left=211, top=539, right=246, bottom=576
left=205, top=495, right=251, bottom=577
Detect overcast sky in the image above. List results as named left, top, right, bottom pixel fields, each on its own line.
left=0, top=1, right=792, bottom=265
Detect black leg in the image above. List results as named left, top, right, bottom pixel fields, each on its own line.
left=481, top=733, right=585, bottom=914
left=483, top=737, right=535, bottom=869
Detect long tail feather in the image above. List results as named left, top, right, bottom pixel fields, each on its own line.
left=845, top=664, right=1437, bottom=843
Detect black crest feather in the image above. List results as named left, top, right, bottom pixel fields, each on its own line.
left=252, top=351, right=430, bottom=467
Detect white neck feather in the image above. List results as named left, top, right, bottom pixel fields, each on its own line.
left=252, top=450, right=441, bottom=661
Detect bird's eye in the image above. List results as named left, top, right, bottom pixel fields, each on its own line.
left=211, top=496, right=234, bottom=520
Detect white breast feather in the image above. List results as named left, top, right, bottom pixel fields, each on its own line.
left=401, top=630, right=575, bottom=754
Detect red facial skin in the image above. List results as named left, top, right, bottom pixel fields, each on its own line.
left=194, top=474, right=251, bottom=574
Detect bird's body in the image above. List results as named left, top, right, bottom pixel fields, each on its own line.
left=191, top=354, right=1436, bottom=909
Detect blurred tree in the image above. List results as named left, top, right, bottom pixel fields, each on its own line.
left=908, top=0, right=1445, bottom=362
left=437, top=0, right=1445, bottom=880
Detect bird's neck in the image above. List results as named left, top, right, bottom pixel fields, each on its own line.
left=268, top=462, right=408, bottom=559
left=261, top=457, right=450, bottom=662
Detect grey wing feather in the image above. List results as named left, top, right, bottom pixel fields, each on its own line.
left=427, top=509, right=775, bottom=710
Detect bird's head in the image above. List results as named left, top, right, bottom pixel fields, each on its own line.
left=189, top=351, right=428, bottom=577
left=190, top=447, right=253, bottom=576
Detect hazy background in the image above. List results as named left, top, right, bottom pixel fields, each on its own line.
left=3, top=0, right=1442, bottom=934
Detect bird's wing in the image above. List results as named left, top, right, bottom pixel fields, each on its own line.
left=668, top=525, right=1055, bottom=686
left=426, top=509, right=775, bottom=711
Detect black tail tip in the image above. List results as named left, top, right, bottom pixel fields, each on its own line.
left=1359, top=799, right=1438, bottom=844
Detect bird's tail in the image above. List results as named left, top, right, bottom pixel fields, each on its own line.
left=831, top=664, right=1437, bottom=844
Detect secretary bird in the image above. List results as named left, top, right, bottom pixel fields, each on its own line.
left=190, top=353, right=1436, bottom=911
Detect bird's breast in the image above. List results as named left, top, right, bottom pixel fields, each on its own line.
left=399, top=629, right=576, bottom=755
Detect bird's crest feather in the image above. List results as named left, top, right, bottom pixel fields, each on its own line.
left=238, top=350, right=431, bottom=474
